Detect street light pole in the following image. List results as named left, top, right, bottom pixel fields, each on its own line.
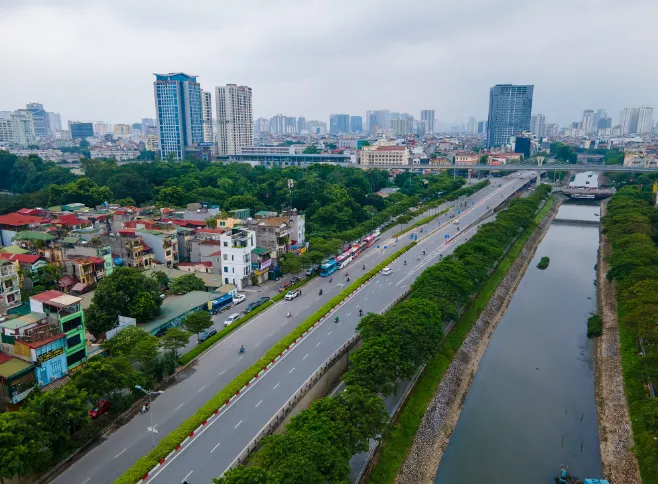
left=135, top=385, right=163, bottom=449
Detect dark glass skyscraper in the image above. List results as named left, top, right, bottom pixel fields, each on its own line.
left=68, top=121, right=94, bottom=139
left=486, top=84, right=533, bottom=148
left=329, top=114, right=350, bottom=134
left=25, top=103, right=51, bottom=137
left=153, top=73, right=204, bottom=160
left=350, top=116, right=362, bottom=133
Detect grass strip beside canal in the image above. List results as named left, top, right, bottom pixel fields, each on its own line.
left=115, top=243, right=415, bottom=484
left=365, top=197, right=555, bottom=484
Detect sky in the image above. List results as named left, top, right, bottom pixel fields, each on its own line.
left=1, top=0, right=657, bottom=127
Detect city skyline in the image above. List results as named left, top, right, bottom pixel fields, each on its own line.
left=2, top=0, right=657, bottom=126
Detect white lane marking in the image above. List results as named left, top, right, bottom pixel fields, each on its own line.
left=234, top=420, right=243, bottom=429
left=183, top=471, right=193, bottom=481
left=198, top=384, right=207, bottom=392
left=346, top=312, right=352, bottom=316
left=239, top=355, right=244, bottom=360
left=218, top=369, right=226, bottom=376
left=268, top=331, right=275, bottom=337
left=115, top=448, right=127, bottom=459
left=273, top=382, right=279, bottom=390
left=255, top=399, right=262, bottom=408
left=337, top=321, right=342, bottom=326
left=303, top=354, right=309, bottom=360
left=289, top=367, right=295, bottom=374
left=174, top=403, right=184, bottom=412
left=316, top=342, right=321, bottom=347
left=364, top=297, right=368, bottom=300
left=211, top=442, right=221, bottom=453
left=82, top=479, right=91, bottom=484
left=253, top=343, right=260, bottom=349
left=304, top=304, right=310, bottom=309
left=328, top=331, right=332, bottom=335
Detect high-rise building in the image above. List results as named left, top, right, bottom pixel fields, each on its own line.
left=350, top=116, right=362, bottom=133
left=201, top=90, right=214, bottom=143
left=368, top=110, right=390, bottom=133
left=93, top=122, right=110, bottom=136
left=307, top=120, right=327, bottom=135
left=68, top=121, right=94, bottom=139
left=636, top=106, right=654, bottom=135
left=530, top=113, right=546, bottom=137
left=581, top=110, right=595, bottom=133
left=620, top=107, right=639, bottom=135
left=486, top=84, right=534, bottom=148
left=546, top=123, right=560, bottom=137
left=285, top=116, right=297, bottom=134
left=269, top=114, right=286, bottom=134
left=153, top=73, right=204, bottom=160
left=477, top=121, right=485, bottom=134
left=297, top=117, right=306, bottom=133
left=255, top=117, right=270, bottom=133
left=25, top=103, right=51, bottom=137
left=392, top=118, right=413, bottom=137
left=215, top=84, right=253, bottom=156
left=113, top=124, right=132, bottom=136
left=0, top=111, right=36, bottom=146
left=466, top=116, right=478, bottom=133
left=597, top=117, right=612, bottom=130
left=593, top=109, right=607, bottom=130
left=420, top=110, right=435, bottom=134
left=329, top=114, right=350, bottom=134
left=48, top=112, right=62, bottom=132
left=142, top=118, right=156, bottom=128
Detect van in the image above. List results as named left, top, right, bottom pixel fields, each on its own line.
left=223, top=313, right=241, bottom=327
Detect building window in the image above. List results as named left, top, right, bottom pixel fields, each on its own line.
left=224, top=267, right=228, bottom=273
left=223, top=254, right=228, bottom=261
left=66, top=348, right=86, bottom=367
left=223, top=241, right=228, bottom=247
left=67, top=334, right=82, bottom=348
left=232, top=267, right=235, bottom=273
left=62, top=315, right=83, bottom=333
left=52, top=359, right=62, bottom=376
left=225, top=277, right=229, bottom=284
left=231, top=255, right=234, bottom=261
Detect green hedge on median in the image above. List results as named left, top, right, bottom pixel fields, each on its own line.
left=115, top=243, right=415, bottom=484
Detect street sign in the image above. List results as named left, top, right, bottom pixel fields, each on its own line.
left=445, top=234, right=450, bottom=239
left=458, top=210, right=461, bottom=214
left=383, top=245, right=388, bottom=249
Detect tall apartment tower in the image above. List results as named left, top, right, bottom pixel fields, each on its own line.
left=215, top=84, right=253, bottom=156
left=329, top=114, right=350, bottom=134
left=48, top=112, right=62, bottom=132
left=486, top=84, right=534, bottom=148
left=350, top=116, right=363, bottom=133
left=25, top=103, right=51, bottom=137
left=530, top=113, right=546, bottom=138
left=581, top=110, right=595, bottom=133
left=619, top=107, right=640, bottom=135
left=420, top=110, right=435, bottom=134
left=636, top=106, right=654, bottom=135
left=201, top=90, right=214, bottom=143
left=153, top=73, right=204, bottom=160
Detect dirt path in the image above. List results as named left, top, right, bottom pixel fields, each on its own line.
left=395, top=200, right=561, bottom=484
left=595, top=201, right=641, bottom=484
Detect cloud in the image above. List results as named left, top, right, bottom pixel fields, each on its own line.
left=0, top=0, right=656, bottom=126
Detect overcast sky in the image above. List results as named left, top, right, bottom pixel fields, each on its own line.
left=2, top=0, right=656, bottom=127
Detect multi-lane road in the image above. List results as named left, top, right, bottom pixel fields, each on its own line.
left=53, top=173, right=530, bottom=484
left=140, top=173, right=533, bottom=484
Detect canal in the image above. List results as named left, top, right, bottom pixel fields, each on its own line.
left=434, top=203, right=603, bottom=484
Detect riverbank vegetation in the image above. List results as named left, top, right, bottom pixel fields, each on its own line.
left=587, top=314, right=603, bottom=337
left=537, top=256, right=550, bottom=270
left=602, top=187, right=658, bottom=482
left=215, top=185, right=552, bottom=484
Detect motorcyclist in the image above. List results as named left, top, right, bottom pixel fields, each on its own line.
left=362, top=264, right=366, bottom=270
left=404, top=260, right=407, bottom=265
left=335, top=315, right=339, bottom=323
left=423, top=250, right=426, bottom=256
left=329, top=277, right=332, bottom=283
left=319, top=289, right=323, bottom=296
left=286, top=312, right=292, bottom=318
left=239, top=345, right=245, bottom=353
left=359, top=309, right=363, bottom=316
left=346, top=276, right=350, bottom=282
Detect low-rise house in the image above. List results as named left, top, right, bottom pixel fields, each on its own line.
left=250, top=247, right=273, bottom=284
left=135, top=230, right=178, bottom=267
left=61, top=239, right=114, bottom=277
left=243, top=210, right=305, bottom=259
left=102, top=231, right=156, bottom=269
left=0, top=212, right=50, bottom=246
left=177, top=262, right=213, bottom=273
left=219, top=228, right=256, bottom=289
left=0, top=259, right=21, bottom=313
left=61, top=256, right=107, bottom=292
left=189, top=229, right=224, bottom=265
left=0, top=353, right=35, bottom=409
left=0, top=253, right=47, bottom=294
left=453, top=151, right=479, bottom=166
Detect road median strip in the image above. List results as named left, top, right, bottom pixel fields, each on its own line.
left=115, top=242, right=416, bottom=484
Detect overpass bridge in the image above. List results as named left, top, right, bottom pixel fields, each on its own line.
left=551, top=186, right=616, bottom=199
left=357, top=163, right=658, bottom=173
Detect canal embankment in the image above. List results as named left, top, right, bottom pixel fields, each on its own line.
left=594, top=200, right=641, bottom=483
left=391, top=197, right=562, bottom=484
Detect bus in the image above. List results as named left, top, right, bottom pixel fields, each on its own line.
left=335, top=248, right=354, bottom=269
left=363, top=231, right=381, bottom=248
left=319, top=259, right=338, bottom=277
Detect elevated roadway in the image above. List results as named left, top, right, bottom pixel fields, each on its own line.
left=358, top=163, right=658, bottom=173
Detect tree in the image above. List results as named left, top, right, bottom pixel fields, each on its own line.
left=85, top=267, right=162, bottom=337
left=206, top=217, right=218, bottom=228
left=150, top=270, right=169, bottom=291
left=71, top=357, right=137, bottom=411
left=479, top=154, right=489, bottom=164
left=101, top=326, right=153, bottom=357
left=280, top=253, right=303, bottom=275
left=213, top=467, right=270, bottom=484
left=131, top=334, right=161, bottom=367
left=161, top=326, right=190, bottom=359
left=0, top=411, right=51, bottom=482
left=303, top=145, right=320, bottom=154
left=183, top=311, right=213, bottom=342
left=168, top=273, right=206, bottom=295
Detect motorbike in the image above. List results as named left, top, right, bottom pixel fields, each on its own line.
left=359, top=310, right=363, bottom=317
left=239, top=345, right=245, bottom=354
left=319, top=289, right=323, bottom=296
left=141, top=403, right=150, bottom=414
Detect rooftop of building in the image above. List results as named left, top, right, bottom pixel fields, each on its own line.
left=0, top=312, right=47, bottom=331
left=0, top=213, right=50, bottom=227
left=0, top=245, right=29, bottom=254
left=30, top=290, right=82, bottom=307
left=135, top=229, right=175, bottom=238
left=18, top=332, right=66, bottom=349
left=0, top=354, right=33, bottom=378
left=13, top=231, right=56, bottom=241
left=141, top=290, right=211, bottom=334
left=0, top=253, right=42, bottom=264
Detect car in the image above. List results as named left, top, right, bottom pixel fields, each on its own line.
left=257, top=296, right=270, bottom=304
left=381, top=267, right=393, bottom=276
left=285, top=289, right=300, bottom=301
left=89, top=400, right=111, bottom=419
left=497, top=183, right=502, bottom=187
left=291, top=276, right=301, bottom=284
left=223, top=313, right=241, bottom=327
left=449, top=213, right=455, bottom=219
left=199, top=328, right=218, bottom=342
left=244, top=302, right=260, bottom=314
left=453, top=220, right=460, bottom=225
left=279, top=281, right=293, bottom=292
left=232, top=293, right=246, bottom=304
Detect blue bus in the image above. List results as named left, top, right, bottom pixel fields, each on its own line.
left=319, top=259, right=338, bottom=277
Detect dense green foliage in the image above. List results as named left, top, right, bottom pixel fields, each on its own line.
left=537, top=256, right=550, bottom=269
left=550, top=142, right=578, bottom=164
left=587, top=314, right=603, bottom=337
left=115, top=245, right=414, bottom=484
left=602, top=187, right=658, bottom=481
left=85, top=267, right=163, bottom=337
left=167, top=273, right=205, bottom=294
left=215, top=187, right=552, bottom=484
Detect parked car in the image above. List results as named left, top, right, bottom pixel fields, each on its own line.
left=285, top=289, right=300, bottom=301
left=257, top=296, right=270, bottom=304
left=89, top=400, right=111, bottom=419
left=381, top=267, right=393, bottom=276
left=199, top=328, right=218, bottom=342
left=232, top=294, right=246, bottom=304
left=279, top=281, right=293, bottom=292
left=291, top=276, right=301, bottom=284
left=224, top=313, right=241, bottom=327
left=244, top=302, right=261, bottom=314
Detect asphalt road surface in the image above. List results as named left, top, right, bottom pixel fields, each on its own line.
left=53, top=174, right=530, bottom=484
left=142, top=174, right=533, bottom=484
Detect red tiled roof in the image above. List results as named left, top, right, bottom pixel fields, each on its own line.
left=196, top=228, right=225, bottom=234
left=54, top=214, right=84, bottom=226
left=200, top=261, right=212, bottom=267
left=0, top=253, right=42, bottom=264
left=58, top=275, right=74, bottom=288
left=17, top=208, right=41, bottom=215
left=0, top=353, right=13, bottom=364
left=0, top=213, right=49, bottom=227
left=199, top=240, right=222, bottom=246
left=30, top=290, right=67, bottom=302
left=209, top=251, right=222, bottom=256
left=18, top=333, right=66, bottom=349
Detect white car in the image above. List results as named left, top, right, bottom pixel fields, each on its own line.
left=223, top=313, right=241, bottom=327
left=453, top=220, right=460, bottom=225
left=232, top=294, right=246, bottom=304
left=381, top=267, right=393, bottom=276
left=285, top=289, right=300, bottom=301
